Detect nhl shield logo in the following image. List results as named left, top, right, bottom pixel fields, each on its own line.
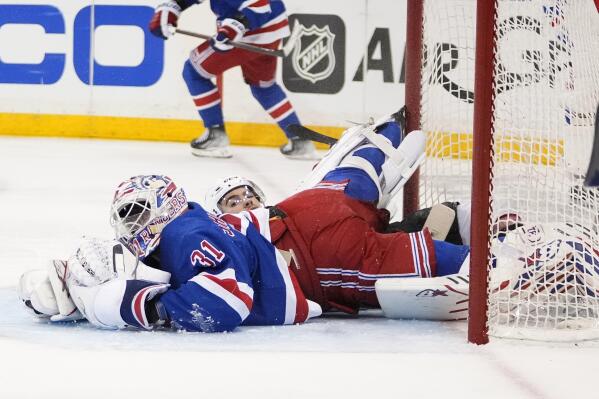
left=291, top=23, right=336, bottom=84
left=283, top=14, right=345, bottom=94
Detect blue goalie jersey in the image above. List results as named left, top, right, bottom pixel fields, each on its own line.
left=156, top=202, right=318, bottom=332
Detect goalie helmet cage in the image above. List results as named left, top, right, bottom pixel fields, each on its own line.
left=404, top=0, right=599, bottom=344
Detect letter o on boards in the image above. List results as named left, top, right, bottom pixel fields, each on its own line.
left=0, top=4, right=163, bottom=86
left=0, top=5, right=65, bottom=84
left=74, top=5, right=164, bottom=87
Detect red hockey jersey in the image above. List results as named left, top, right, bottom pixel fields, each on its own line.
left=268, top=189, right=437, bottom=313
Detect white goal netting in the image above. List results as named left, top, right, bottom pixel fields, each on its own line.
left=417, top=0, right=599, bottom=341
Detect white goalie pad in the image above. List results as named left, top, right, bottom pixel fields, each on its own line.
left=18, top=269, right=60, bottom=317
left=375, top=275, right=469, bottom=321
left=18, top=261, right=84, bottom=322
left=47, top=260, right=81, bottom=320
left=296, top=122, right=378, bottom=192
left=295, top=113, right=426, bottom=207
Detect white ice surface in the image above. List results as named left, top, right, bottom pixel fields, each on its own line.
left=1, top=136, right=598, bottom=399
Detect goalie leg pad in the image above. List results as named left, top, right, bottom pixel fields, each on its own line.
left=296, top=113, right=402, bottom=193
left=338, top=126, right=425, bottom=206
left=375, top=274, right=470, bottom=320
left=378, top=130, right=425, bottom=206
left=297, top=123, right=378, bottom=192
left=296, top=114, right=425, bottom=206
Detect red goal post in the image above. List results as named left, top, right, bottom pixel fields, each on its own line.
left=404, top=0, right=599, bottom=344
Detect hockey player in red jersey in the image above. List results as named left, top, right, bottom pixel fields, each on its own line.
left=204, top=112, right=472, bottom=314
left=149, top=0, right=317, bottom=160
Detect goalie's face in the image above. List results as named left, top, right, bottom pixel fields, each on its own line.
left=112, top=196, right=154, bottom=241
left=110, top=175, right=188, bottom=259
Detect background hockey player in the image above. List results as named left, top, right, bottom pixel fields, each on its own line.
left=149, top=0, right=318, bottom=160
left=204, top=113, right=473, bottom=314
left=18, top=175, right=321, bottom=332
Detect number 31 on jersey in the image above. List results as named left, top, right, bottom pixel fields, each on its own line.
left=190, top=240, right=225, bottom=267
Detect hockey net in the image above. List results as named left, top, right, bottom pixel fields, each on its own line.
left=405, top=0, right=599, bottom=342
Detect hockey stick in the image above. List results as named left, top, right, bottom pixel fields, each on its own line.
left=175, top=23, right=300, bottom=58
left=583, top=103, right=599, bottom=187
left=287, top=124, right=338, bottom=146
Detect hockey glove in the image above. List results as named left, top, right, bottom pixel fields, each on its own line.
left=67, top=236, right=171, bottom=284
left=18, top=269, right=59, bottom=318
left=210, top=17, right=248, bottom=52
left=64, top=237, right=172, bottom=329
left=66, top=237, right=121, bottom=287
left=69, top=279, right=170, bottom=330
left=17, top=261, right=83, bottom=322
left=18, top=237, right=123, bottom=322
left=149, top=1, right=182, bottom=39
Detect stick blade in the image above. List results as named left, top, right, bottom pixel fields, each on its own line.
left=287, top=124, right=338, bottom=146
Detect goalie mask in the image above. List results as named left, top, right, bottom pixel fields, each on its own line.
left=204, top=176, right=265, bottom=214
left=110, top=175, right=188, bottom=260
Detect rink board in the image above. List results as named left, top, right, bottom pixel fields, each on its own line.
left=0, top=0, right=408, bottom=146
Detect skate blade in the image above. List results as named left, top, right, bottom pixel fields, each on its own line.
left=191, top=147, right=233, bottom=159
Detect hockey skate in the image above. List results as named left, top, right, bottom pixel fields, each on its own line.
left=280, top=138, right=320, bottom=160
left=190, top=125, right=232, bottom=158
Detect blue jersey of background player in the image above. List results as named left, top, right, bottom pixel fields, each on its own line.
left=149, top=0, right=318, bottom=159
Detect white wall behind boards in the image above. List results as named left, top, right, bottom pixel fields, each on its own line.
left=0, top=0, right=407, bottom=131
